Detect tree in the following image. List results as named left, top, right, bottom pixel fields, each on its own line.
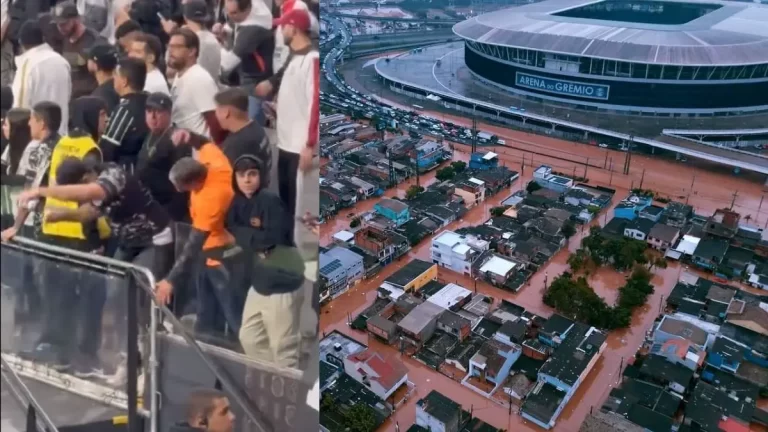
left=435, top=166, right=455, bottom=181
left=321, top=394, right=335, bottom=411
left=350, top=217, right=361, bottom=228
left=490, top=206, right=507, bottom=217
left=567, top=250, right=587, bottom=272
left=451, top=161, right=467, bottom=172
left=562, top=220, right=577, bottom=239
left=526, top=181, right=542, bottom=193
left=343, top=403, right=378, bottom=432
left=405, top=185, right=424, bottom=200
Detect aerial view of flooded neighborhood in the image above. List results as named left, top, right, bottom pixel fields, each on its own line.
left=318, top=0, right=768, bottom=431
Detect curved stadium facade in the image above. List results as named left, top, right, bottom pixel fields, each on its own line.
left=452, top=0, right=768, bottom=114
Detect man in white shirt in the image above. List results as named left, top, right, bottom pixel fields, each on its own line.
left=167, top=28, right=225, bottom=142
left=273, top=0, right=319, bottom=73
left=127, top=32, right=170, bottom=95
left=182, top=0, right=222, bottom=83
left=271, top=8, right=318, bottom=217
left=11, top=20, right=72, bottom=137
left=1, top=0, right=13, bottom=87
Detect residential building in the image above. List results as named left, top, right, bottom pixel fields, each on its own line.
left=454, top=178, right=486, bottom=208
left=706, top=336, right=748, bottom=373
left=525, top=217, right=565, bottom=244
left=348, top=176, right=381, bottom=198
left=344, top=349, right=409, bottom=400
left=414, top=390, right=468, bottom=432
left=320, top=113, right=346, bottom=126
left=431, top=231, right=489, bottom=276
left=522, top=324, right=607, bottom=429
left=651, top=338, right=705, bottom=371
left=398, top=301, right=446, bottom=347
left=647, top=223, right=681, bottom=252
left=374, top=198, right=410, bottom=227
left=319, top=246, right=365, bottom=298
left=653, top=315, right=711, bottom=351
left=704, top=208, right=741, bottom=240
left=538, top=314, right=575, bottom=348
left=367, top=315, right=399, bottom=344
left=332, top=230, right=355, bottom=246
left=469, top=151, right=500, bottom=171
left=623, top=217, right=655, bottom=241
left=613, top=195, right=653, bottom=220
left=354, top=226, right=407, bottom=265
left=533, top=165, right=574, bottom=193
left=437, top=311, right=472, bottom=341
left=564, top=189, right=593, bottom=207
left=320, top=330, right=367, bottom=370
left=683, top=381, right=755, bottom=431
left=320, top=373, right=390, bottom=432
left=427, top=283, right=473, bottom=311
left=692, top=238, right=730, bottom=270
left=474, top=168, right=519, bottom=193
left=412, top=140, right=444, bottom=171
left=382, top=259, right=438, bottom=292
left=476, top=254, right=521, bottom=287
left=663, top=201, right=694, bottom=228
left=467, top=338, right=522, bottom=388
left=425, top=205, right=459, bottom=227
left=329, top=138, right=364, bottom=159
left=638, top=205, right=665, bottom=222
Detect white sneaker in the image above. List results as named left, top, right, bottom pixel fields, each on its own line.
left=107, top=363, right=127, bottom=387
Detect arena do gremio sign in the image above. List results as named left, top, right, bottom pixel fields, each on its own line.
left=515, top=72, right=610, bottom=101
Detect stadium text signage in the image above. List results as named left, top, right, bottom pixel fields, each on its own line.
left=515, top=72, right=610, bottom=100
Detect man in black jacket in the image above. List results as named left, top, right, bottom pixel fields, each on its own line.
left=99, top=56, right=148, bottom=169
left=137, top=92, right=191, bottom=222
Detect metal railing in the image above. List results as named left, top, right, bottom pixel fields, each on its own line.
left=1, top=355, right=59, bottom=432
left=1, top=236, right=273, bottom=432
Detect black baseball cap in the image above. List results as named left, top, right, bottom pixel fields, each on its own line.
left=146, top=92, right=173, bottom=111
left=183, top=0, right=211, bottom=22
left=87, top=43, right=118, bottom=70
left=52, top=1, right=80, bottom=22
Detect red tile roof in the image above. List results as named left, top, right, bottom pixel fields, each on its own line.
left=718, top=417, right=750, bottom=432
left=348, top=349, right=408, bottom=391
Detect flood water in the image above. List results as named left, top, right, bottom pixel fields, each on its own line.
left=320, top=118, right=768, bottom=431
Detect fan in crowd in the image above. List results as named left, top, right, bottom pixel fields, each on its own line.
left=0, top=0, right=319, bottom=386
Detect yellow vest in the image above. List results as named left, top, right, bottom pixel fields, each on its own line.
left=42, top=135, right=111, bottom=239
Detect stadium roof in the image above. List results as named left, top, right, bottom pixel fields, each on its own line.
left=453, top=0, right=768, bottom=66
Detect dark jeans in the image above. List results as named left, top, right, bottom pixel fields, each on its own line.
left=278, top=149, right=300, bottom=218
left=195, top=253, right=249, bottom=343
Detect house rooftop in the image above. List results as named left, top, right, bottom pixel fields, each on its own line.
left=579, top=411, right=645, bottom=432
left=433, top=230, right=463, bottom=248
left=706, top=285, right=736, bottom=305
left=640, top=355, right=694, bottom=389
left=479, top=255, right=517, bottom=277
left=398, top=301, right=445, bottom=335
left=626, top=217, right=655, bottom=236
left=376, top=197, right=408, bottom=213
left=472, top=338, right=518, bottom=377
left=438, top=310, right=471, bottom=331
left=603, top=218, right=628, bottom=236
left=726, top=302, right=768, bottom=337
left=539, top=324, right=606, bottom=387
left=320, top=330, right=366, bottom=366
left=626, top=404, right=674, bottom=432
left=347, top=349, right=408, bottom=392
left=416, top=390, right=464, bottom=425
left=385, top=259, right=434, bottom=288
left=684, top=381, right=756, bottom=431
left=649, top=224, right=680, bottom=244
left=427, top=283, right=472, bottom=310
left=521, top=382, right=566, bottom=426
left=658, top=315, right=709, bottom=346
left=498, top=319, right=527, bottom=343
left=693, top=238, right=730, bottom=260
left=540, top=314, right=575, bottom=337
left=641, top=205, right=665, bottom=216
left=473, top=318, right=502, bottom=339
left=462, top=294, right=493, bottom=317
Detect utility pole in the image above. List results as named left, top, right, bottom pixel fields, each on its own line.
left=659, top=294, right=664, bottom=314
left=584, top=157, right=589, bottom=179
left=471, top=115, right=478, bottom=154
left=686, top=175, right=696, bottom=205
left=639, top=168, right=646, bottom=190
left=730, top=190, right=739, bottom=210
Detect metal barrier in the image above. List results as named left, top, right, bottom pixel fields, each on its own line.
left=1, top=236, right=283, bottom=432
left=1, top=355, right=59, bottom=432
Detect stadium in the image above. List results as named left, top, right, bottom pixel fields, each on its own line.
left=450, top=0, right=768, bottom=115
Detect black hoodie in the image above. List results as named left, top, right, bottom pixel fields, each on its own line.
left=70, top=96, right=106, bottom=143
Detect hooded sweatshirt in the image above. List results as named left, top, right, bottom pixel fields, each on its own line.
left=69, top=96, right=106, bottom=143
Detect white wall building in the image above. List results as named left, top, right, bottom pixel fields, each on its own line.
left=431, top=231, right=489, bottom=276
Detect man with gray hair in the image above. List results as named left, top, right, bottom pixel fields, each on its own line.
left=157, top=130, right=248, bottom=345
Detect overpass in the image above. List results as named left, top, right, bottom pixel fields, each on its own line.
left=333, top=13, right=459, bottom=24
left=351, top=29, right=454, bottom=42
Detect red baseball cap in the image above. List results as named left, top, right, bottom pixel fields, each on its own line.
left=273, top=8, right=311, bottom=32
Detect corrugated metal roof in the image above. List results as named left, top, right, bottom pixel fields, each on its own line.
left=453, top=0, right=768, bottom=65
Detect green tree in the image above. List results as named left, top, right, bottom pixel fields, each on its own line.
left=526, top=181, right=542, bottom=193
left=344, top=404, right=378, bottom=432
left=567, top=249, right=588, bottom=272
left=451, top=161, right=467, bottom=172
left=321, top=394, right=335, bottom=411
left=490, top=206, right=507, bottom=217
left=350, top=217, right=361, bottom=228
left=435, top=167, right=455, bottom=181
left=562, top=220, right=577, bottom=239
left=405, top=185, right=424, bottom=200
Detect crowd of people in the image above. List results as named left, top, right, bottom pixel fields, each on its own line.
left=0, top=0, right=320, bottom=387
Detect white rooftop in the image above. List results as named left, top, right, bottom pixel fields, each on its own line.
left=427, top=283, right=472, bottom=310
left=675, top=235, right=701, bottom=256
left=469, top=177, right=485, bottom=186
left=479, top=256, right=517, bottom=276
left=333, top=230, right=355, bottom=242
left=482, top=152, right=498, bottom=160
left=453, top=244, right=471, bottom=255
left=434, top=230, right=463, bottom=248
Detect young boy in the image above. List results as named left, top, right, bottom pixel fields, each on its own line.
left=228, top=155, right=305, bottom=368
